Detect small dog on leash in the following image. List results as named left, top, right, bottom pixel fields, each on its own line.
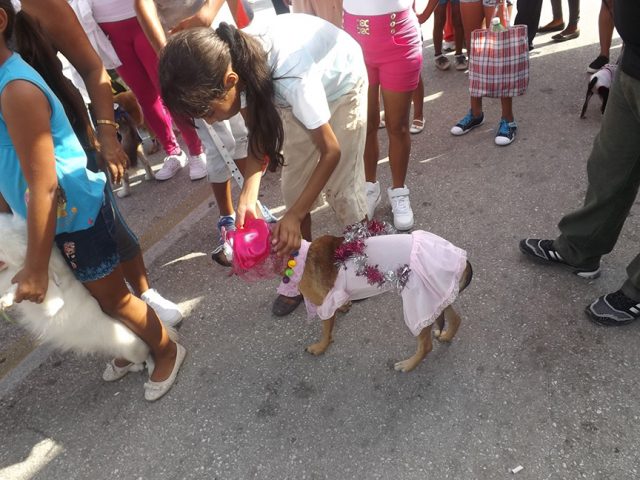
left=112, top=91, right=155, bottom=198
left=233, top=221, right=472, bottom=372
left=580, top=64, right=617, bottom=119
left=0, top=213, right=149, bottom=364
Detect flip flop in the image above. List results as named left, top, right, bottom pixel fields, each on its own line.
left=272, top=294, right=303, bottom=317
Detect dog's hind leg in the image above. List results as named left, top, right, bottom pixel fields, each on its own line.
left=117, top=171, right=132, bottom=198
left=394, top=325, right=433, bottom=373
left=305, top=315, right=335, bottom=356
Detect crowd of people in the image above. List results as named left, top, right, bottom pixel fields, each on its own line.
left=0, top=0, right=638, bottom=402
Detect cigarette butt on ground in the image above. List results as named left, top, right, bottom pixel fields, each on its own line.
left=511, top=465, right=524, bottom=474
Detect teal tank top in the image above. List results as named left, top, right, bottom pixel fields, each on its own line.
left=0, top=53, right=105, bottom=233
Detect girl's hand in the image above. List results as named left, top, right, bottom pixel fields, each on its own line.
left=235, top=202, right=257, bottom=229
left=97, top=131, right=128, bottom=185
left=12, top=267, right=49, bottom=304
left=272, top=212, right=301, bottom=257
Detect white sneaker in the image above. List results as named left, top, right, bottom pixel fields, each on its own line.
left=188, top=152, right=207, bottom=180
left=141, top=288, right=183, bottom=327
left=365, top=181, right=381, bottom=220
left=155, top=151, right=186, bottom=181
left=387, top=186, right=414, bottom=231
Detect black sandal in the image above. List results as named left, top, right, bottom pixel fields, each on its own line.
left=272, top=294, right=303, bottom=317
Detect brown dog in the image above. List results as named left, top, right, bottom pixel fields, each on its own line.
left=295, top=234, right=473, bottom=373
left=113, top=91, right=155, bottom=197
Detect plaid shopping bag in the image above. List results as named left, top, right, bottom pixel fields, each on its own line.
left=468, top=25, right=529, bottom=98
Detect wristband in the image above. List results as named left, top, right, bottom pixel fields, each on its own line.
left=95, top=119, right=119, bottom=128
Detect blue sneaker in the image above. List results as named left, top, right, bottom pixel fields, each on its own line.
left=211, top=215, right=235, bottom=267
left=495, top=118, right=517, bottom=146
left=451, top=110, right=484, bottom=136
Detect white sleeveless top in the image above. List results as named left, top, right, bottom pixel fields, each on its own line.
left=342, top=0, right=412, bottom=15
left=90, top=0, right=136, bottom=23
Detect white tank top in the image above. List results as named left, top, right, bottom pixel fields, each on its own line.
left=90, top=0, right=136, bottom=23
left=342, top=0, right=413, bottom=16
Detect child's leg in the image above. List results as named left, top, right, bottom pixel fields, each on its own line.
left=100, top=19, right=180, bottom=156
left=500, top=97, right=514, bottom=122
left=381, top=88, right=413, bottom=189
left=460, top=1, right=487, bottom=116
left=433, top=3, right=448, bottom=56
left=364, top=84, right=382, bottom=183
left=84, top=267, right=178, bottom=383
left=412, top=75, right=425, bottom=122
left=451, top=2, right=465, bottom=55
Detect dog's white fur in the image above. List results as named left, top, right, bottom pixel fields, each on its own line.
left=0, top=213, right=149, bottom=364
left=581, top=64, right=617, bottom=119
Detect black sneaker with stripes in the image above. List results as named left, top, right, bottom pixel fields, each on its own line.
left=519, top=238, right=601, bottom=279
left=586, top=290, right=640, bottom=326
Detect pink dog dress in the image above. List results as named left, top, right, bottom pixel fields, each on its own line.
left=278, top=230, right=468, bottom=336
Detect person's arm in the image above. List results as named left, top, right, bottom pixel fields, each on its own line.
left=271, top=123, right=340, bottom=256
left=21, top=0, right=127, bottom=184
left=168, top=0, right=227, bottom=34
left=134, top=0, right=167, bottom=54
left=2, top=81, right=58, bottom=304
left=417, top=0, right=439, bottom=24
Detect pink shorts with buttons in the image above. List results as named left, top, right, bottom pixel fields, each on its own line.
left=343, top=8, right=423, bottom=93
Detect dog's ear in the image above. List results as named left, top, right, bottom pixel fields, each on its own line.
left=580, top=77, right=598, bottom=119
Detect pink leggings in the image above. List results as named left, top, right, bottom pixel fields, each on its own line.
left=100, top=17, right=202, bottom=157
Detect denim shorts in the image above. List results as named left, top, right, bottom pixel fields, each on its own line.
left=54, top=195, right=119, bottom=283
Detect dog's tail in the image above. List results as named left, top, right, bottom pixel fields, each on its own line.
left=460, top=261, right=473, bottom=293
left=580, top=78, right=598, bottom=119
left=165, top=326, right=179, bottom=342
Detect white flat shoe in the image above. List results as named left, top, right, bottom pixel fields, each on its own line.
left=143, top=343, right=187, bottom=401
left=102, top=359, right=144, bottom=382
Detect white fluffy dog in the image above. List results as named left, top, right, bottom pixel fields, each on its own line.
left=0, top=213, right=149, bottom=364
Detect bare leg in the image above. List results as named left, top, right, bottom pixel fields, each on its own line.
left=412, top=75, right=425, bottom=123
left=306, top=316, right=335, bottom=355
left=120, top=252, right=150, bottom=297
left=394, top=325, right=433, bottom=372
left=500, top=97, right=514, bottom=122
left=364, top=84, right=382, bottom=183
left=451, top=2, right=465, bottom=55
left=381, top=88, right=413, bottom=189
left=211, top=180, right=235, bottom=217
left=84, top=265, right=178, bottom=382
left=460, top=2, right=489, bottom=117
left=433, top=4, right=447, bottom=57
left=599, top=0, right=614, bottom=58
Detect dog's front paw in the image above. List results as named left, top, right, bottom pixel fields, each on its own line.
left=436, top=330, right=454, bottom=342
left=0, top=285, right=17, bottom=309
left=394, top=358, right=420, bottom=373
left=305, top=340, right=331, bottom=356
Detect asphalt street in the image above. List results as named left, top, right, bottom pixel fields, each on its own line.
left=1, top=1, right=638, bottom=479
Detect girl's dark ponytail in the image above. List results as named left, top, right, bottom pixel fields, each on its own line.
left=7, top=3, right=97, bottom=150
left=159, top=25, right=284, bottom=170
left=215, top=23, right=283, bottom=169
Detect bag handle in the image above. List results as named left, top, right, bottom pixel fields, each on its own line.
left=491, top=0, right=510, bottom=27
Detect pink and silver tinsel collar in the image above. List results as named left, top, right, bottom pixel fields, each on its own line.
left=334, top=220, right=411, bottom=292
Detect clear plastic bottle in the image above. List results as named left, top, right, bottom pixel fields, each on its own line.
left=491, top=17, right=507, bottom=32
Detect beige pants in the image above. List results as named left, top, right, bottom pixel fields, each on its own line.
left=291, top=0, right=343, bottom=28
left=279, top=80, right=367, bottom=227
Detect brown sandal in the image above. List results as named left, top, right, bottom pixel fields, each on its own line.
left=272, top=294, right=303, bottom=317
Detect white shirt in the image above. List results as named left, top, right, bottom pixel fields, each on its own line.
left=90, top=0, right=136, bottom=23
left=342, top=0, right=413, bottom=16
left=257, top=13, right=367, bottom=130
